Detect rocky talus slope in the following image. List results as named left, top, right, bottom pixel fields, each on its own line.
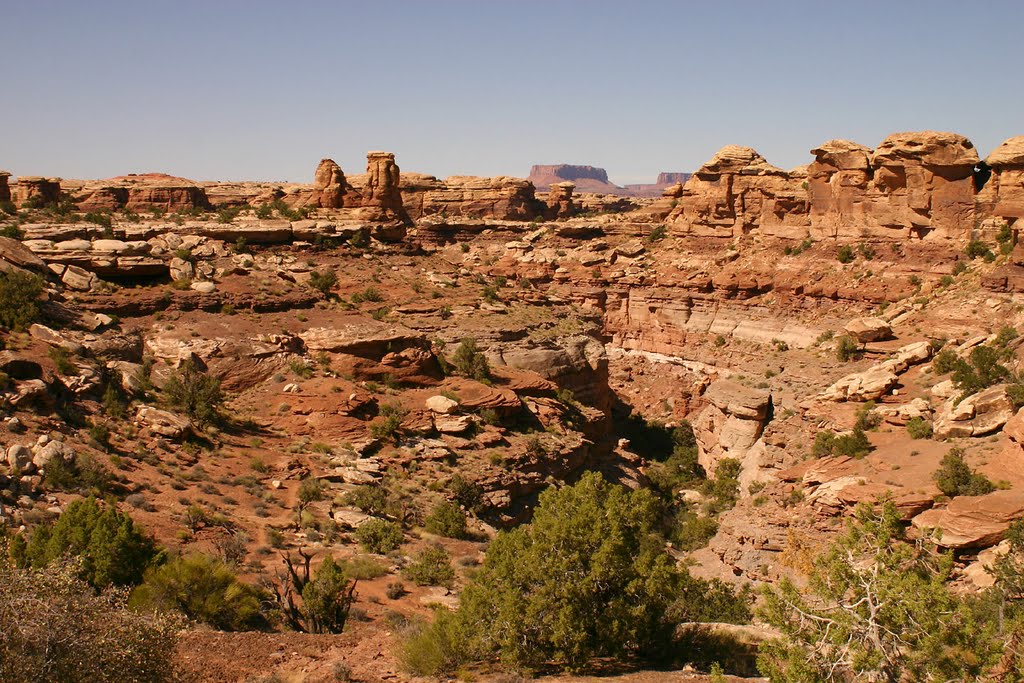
left=2, top=130, right=1024, bottom=680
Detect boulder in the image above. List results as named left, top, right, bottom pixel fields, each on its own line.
left=844, top=317, right=892, bottom=343
left=822, top=342, right=933, bottom=402
left=136, top=406, right=191, bottom=440
left=32, top=440, right=73, bottom=469
left=425, top=395, right=459, bottom=414
left=6, top=444, right=33, bottom=472
left=299, top=321, right=427, bottom=358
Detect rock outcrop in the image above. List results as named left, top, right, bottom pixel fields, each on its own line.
left=311, top=158, right=352, bottom=209
left=912, top=490, right=1024, bottom=549
left=667, top=145, right=808, bottom=238
left=0, top=171, right=10, bottom=204
left=400, top=175, right=542, bottom=221
left=72, top=174, right=210, bottom=212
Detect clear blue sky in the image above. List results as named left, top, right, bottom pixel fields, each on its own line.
left=2, top=0, right=1021, bottom=184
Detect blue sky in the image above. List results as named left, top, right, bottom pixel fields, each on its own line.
left=1, top=0, right=1021, bottom=184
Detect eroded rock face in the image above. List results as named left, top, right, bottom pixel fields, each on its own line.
left=693, top=379, right=771, bottom=475
left=978, top=136, right=1024, bottom=226
left=0, top=171, right=10, bottom=204
left=667, top=131, right=984, bottom=243
left=12, top=176, right=61, bottom=208
left=810, top=132, right=979, bottom=240
left=866, top=131, right=979, bottom=240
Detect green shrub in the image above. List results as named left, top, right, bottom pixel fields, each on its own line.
left=403, top=472, right=750, bottom=675
left=337, top=555, right=387, bottom=580
left=398, top=609, right=470, bottom=678
left=343, top=485, right=391, bottom=516
left=905, top=416, right=933, bottom=440
left=355, top=518, right=404, bottom=554
left=424, top=501, right=467, bottom=539
left=370, top=402, right=406, bottom=444
left=162, top=358, right=224, bottom=426
left=298, top=478, right=324, bottom=508
left=402, top=544, right=455, bottom=588
left=42, top=452, right=114, bottom=495
left=216, top=206, right=241, bottom=223
left=48, top=345, right=77, bottom=375
left=0, top=543, right=178, bottom=683
left=933, top=447, right=995, bottom=498
left=813, top=427, right=873, bottom=459
left=836, top=245, right=855, bottom=263
left=130, top=554, right=266, bottom=630
left=757, top=502, right=997, bottom=682
left=300, top=556, right=353, bottom=633
left=0, top=270, right=44, bottom=331
left=449, top=475, right=483, bottom=514
left=351, top=286, right=383, bottom=304
left=83, top=211, right=112, bottom=228
left=966, top=239, right=993, bottom=260
left=836, top=335, right=860, bottom=362
left=24, top=497, right=158, bottom=589
left=309, top=269, right=338, bottom=295
left=450, top=338, right=490, bottom=381
left=671, top=510, right=719, bottom=551
left=644, top=224, right=668, bottom=244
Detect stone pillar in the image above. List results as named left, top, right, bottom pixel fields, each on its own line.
left=363, top=151, right=403, bottom=215
left=0, top=172, right=10, bottom=205
left=546, top=181, right=575, bottom=219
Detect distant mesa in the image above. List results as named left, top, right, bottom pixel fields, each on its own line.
left=528, top=165, right=619, bottom=194
left=527, top=164, right=691, bottom=197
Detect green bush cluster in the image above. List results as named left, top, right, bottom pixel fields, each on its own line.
left=933, top=447, right=995, bottom=498
left=400, top=473, right=750, bottom=676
